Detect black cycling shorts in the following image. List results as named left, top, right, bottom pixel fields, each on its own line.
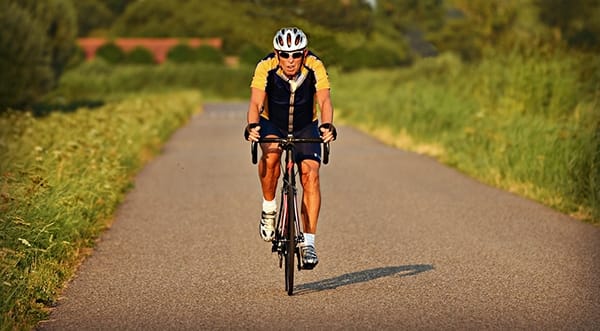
left=259, top=117, right=322, bottom=163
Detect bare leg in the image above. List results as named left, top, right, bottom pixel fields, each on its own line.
left=300, top=159, right=321, bottom=234
left=258, top=142, right=281, bottom=201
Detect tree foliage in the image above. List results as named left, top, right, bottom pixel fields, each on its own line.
left=73, top=0, right=114, bottom=37
left=3, top=0, right=598, bottom=109
left=125, top=46, right=156, bottom=64
left=0, top=0, right=52, bottom=108
left=196, top=45, right=224, bottom=64
left=96, top=42, right=125, bottom=64
left=18, top=0, right=78, bottom=80
left=0, top=0, right=77, bottom=109
left=377, top=0, right=445, bottom=32
left=90, top=0, right=600, bottom=64
left=167, top=44, right=199, bottom=64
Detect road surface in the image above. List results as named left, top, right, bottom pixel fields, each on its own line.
left=38, top=103, right=600, bottom=330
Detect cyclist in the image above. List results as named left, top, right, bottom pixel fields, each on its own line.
left=244, top=27, right=336, bottom=269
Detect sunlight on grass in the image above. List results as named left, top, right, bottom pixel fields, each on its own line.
left=333, top=52, right=599, bottom=223
left=0, top=91, right=202, bottom=330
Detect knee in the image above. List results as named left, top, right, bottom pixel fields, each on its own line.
left=260, top=149, right=280, bottom=168
left=301, top=163, right=320, bottom=188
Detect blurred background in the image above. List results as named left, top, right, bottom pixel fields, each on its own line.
left=1, top=0, right=599, bottom=108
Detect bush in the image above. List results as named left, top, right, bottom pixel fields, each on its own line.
left=167, top=44, right=198, bottom=63
left=125, top=46, right=156, bottom=65
left=66, top=45, right=87, bottom=69
left=96, top=42, right=125, bottom=64
left=166, top=44, right=223, bottom=64
left=239, top=44, right=268, bottom=65
left=47, top=62, right=255, bottom=102
left=196, top=45, right=224, bottom=64
left=338, top=46, right=408, bottom=72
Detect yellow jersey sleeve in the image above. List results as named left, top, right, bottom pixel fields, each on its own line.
left=304, top=55, right=330, bottom=91
left=250, top=56, right=277, bottom=90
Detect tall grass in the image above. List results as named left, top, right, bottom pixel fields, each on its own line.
left=0, top=91, right=202, bottom=330
left=332, top=52, right=599, bottom=222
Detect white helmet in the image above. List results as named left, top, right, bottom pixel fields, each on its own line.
left=273, top=27, right=308, bottom=52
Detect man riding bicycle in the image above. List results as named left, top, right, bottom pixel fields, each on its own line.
left=244, top=27, right=336, bottom=269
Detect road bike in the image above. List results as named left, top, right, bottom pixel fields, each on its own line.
left=251, top=135, right=330, bottom=295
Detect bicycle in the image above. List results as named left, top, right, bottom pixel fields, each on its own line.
left=251, top=135, right=330, bottom=296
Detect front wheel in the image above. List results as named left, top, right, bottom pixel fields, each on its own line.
left=284, top=225, right=295, bottom=295
left=284, top=188, right=296, bottom=295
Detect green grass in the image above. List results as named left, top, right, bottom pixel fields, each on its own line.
left=44, top=60, right=253, bottom=104
left=0, top=91, right=202, bottom=330
left=332, top=51, right=599, bottom=222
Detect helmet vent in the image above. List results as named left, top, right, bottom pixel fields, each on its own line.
left=273, top=27, right=308, bottom=51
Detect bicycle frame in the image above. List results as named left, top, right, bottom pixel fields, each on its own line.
left=251, top=135, right=329, bottom=295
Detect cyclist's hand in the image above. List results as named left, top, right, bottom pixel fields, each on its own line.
left=244, top=123, right=261, bottom=142
left=319, top=123, right=337, bottom=143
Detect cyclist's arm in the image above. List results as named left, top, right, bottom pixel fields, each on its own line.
left=245, top=87, right=265, bottom=141
left=248, top=87, right=266, bottom=124
left=316, top=88, right=336, bottom=142
left=316, top=88, right=334, bottom=125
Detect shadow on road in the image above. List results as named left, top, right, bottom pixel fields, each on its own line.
left=295, top=264, right=434, bottom=295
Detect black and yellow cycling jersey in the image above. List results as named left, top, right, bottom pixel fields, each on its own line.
left=250, top=51, right=330, bottom=133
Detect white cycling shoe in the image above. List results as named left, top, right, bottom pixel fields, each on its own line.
left=259, top=210, right=276, bottom=242
left=301, top=245, right=319, bottom=269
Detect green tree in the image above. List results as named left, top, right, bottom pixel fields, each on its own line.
left=418, top=0, right=525, bottom=60
left=111, top=0, right=272, bottom=54
left=369, top=0, right=442, bottom=59
left=0, top=0, right=53, bottom=108
left=377, top=0, right=445, bottom=32
left=100, top=0, right=133, bottom=16
left=111, top=0, right=188, bottom=37
left=444, top=0, right=519, bottom=48
left=295, top=0, right=374, bottom=33
left=73, top=0, right=114, bottom=36
left=17, top=0, right=78, bottom=82
left=111, top=0, right=378, bottom=55
left=0, top=0, right=77, bottom=108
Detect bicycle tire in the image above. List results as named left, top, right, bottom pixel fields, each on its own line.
left=284, top=184, right=295, bottom=296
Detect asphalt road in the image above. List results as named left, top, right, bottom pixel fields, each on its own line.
left=38, top=103, right=600, bottom=330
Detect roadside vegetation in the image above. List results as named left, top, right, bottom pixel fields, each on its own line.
left=1, top=0, right=598, bottom=329
left=0, top=92, right=202, bottom=329
left=44, top=60, right=253, bottom=103
left=333, top=51, right=599, bottom=223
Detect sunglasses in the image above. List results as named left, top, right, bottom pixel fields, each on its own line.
left=278, top=51, right=304, bottom=59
